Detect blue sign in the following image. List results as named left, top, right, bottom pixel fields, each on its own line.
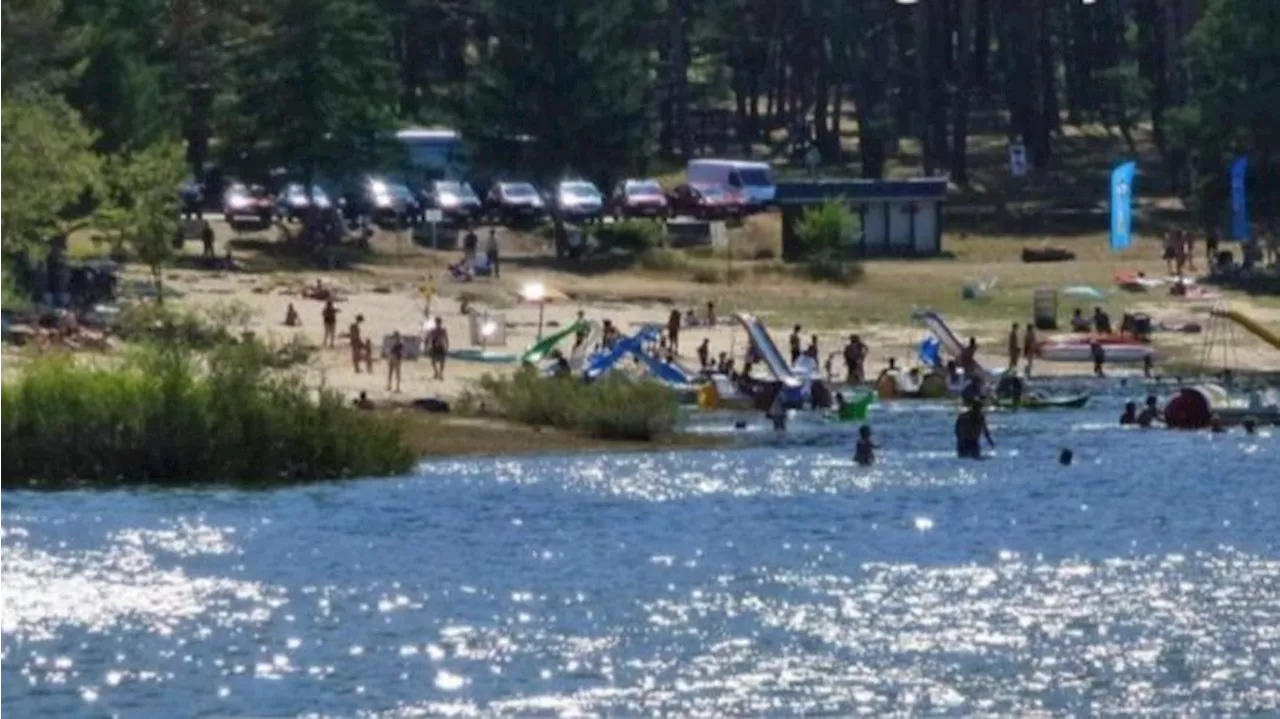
left=1109, top=161, right=1136, bottom=252
left=1230, top=155, right=1248, bottom=241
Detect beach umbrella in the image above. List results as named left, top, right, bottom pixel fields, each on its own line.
left=518, top=282, right=570, bottom=338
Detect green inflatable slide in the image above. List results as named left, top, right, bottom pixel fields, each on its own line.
left=836, top=392, right=876, bottom=422
left=520, top=321, right=587, bottom=364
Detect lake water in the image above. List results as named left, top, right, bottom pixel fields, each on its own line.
left=4, top=387, right=1279, bottom=717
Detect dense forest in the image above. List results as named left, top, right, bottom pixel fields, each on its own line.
left=3, top=0, right=1279, bottom=258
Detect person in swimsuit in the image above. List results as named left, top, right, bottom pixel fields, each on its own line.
left=667, top=309, right=682, bottom=354
left=349, top=314, right=365, bottom=373
left=854, top=424, right=878, bottom=466
left=959, top=337, right=979, bottom=377
left=321, top=300, right=338, bottom=348
left=1120, top=401, right=1138, bottom=425
left=285, top=303, right=301, bottom=327
left=363, top=338, right=374, bottom=373
left=955, top=401, right=994, bottom=459
left=1136, top=395, right=1163, bottom=427
left=696, top=338, right=711, bottom=370
left=386, top=331, right=404, bottom=392
left=789, top=325, right=803, bottom=365
left=1007, top=323, right=1021, bottom=370
left=426, top=316, right=449, bottom=380
left=1023, top=322, right=1037, bottom=377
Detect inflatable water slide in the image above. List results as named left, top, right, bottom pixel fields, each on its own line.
left=912, top=310, right=988, bottom=375
left=1210, top=309, right=1280, bottom=351
left=733, top=313, right=803, bottom=389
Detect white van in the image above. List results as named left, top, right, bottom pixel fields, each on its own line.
left=686, top=159, right=776, bottom=209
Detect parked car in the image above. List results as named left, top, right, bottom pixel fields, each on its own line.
left=341, top=176, right=418, bottom=228
left=667, top=182, right=747, bottom=220
left=222, top=182, right=275, bottom=227
left=419, top=180, right=483, bottom=225
left=276, top=183, right=333, bottom=222
left=610, top=178, right=669, bottom=219
left=686, top=159, right=776, bottom=210
left=179, top=178, right=204, bottom=220
left=552, top=180, right=605, bottom=223
left=485, top=181, right=546, bottom=225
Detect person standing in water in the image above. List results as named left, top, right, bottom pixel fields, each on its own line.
left=854, top=425, right=878, bottom=466
left=767, top=384, right=788, bottom=432
left=1120, top=401, right=1138, bottom=425
left=1136, top=395, right=1163, bottom=427
left=955, top=401, right=995, bottom=459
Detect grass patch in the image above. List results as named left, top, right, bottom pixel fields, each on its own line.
left=463, top=371, right=680, bottom=441
left=595, top=220, right=666, bottom=252
left=635, top=247, right=691, bottom=272
left=1, top=343, right=415, bottom=486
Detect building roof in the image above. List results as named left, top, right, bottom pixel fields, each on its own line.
left=777, top=178, right=948, bottom=203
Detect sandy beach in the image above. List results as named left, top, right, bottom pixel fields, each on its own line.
left=142, top=219, right=1280, bottom=408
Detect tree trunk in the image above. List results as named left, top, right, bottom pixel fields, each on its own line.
left=973, top=0, right=991, bottom=94
left=951, top=0, right=974, bottom=184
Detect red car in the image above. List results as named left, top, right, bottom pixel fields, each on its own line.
left=222, top=182, right=275, bottom=228
left=667, top=182, right=747, bottom=220
left=610, top=179, right=669, bottom=219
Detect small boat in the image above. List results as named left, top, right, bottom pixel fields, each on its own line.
left=992, top=393, right=1090, bottom=410
left=1037, top=342, right=1154, bottom=363
left=447, top=348, right=519, bottom=364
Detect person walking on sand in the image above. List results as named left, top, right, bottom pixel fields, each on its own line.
left=1023, top=322, right=1037, bottom=377
left=363, top=337, right=374, bottom=373
left=349, top=314, right=365, bottom=373
left=806, top=334, right=820, bottom=360
left=386, top=331, right=405, bottom=392
left=426, top=316, right=449, bottom=380
left=485, top=227, right=501, bottom=278
left=1007, top=323, right=1021, bottom=371
left=1090, top=339, right=1106, bottom=378
left=667, top=309, right=682, bottom=355
left=201, top=221, right=216, bottom=258
left=696, top=338, right=710, bottom=370
left=844, top=334, right=868, bottom=384
left=959, top=337, right=979, bottom=377
left=321, top=299, right=339, bottom=348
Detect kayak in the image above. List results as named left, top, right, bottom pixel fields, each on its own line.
left=992, top=393, right=1090, bottom=410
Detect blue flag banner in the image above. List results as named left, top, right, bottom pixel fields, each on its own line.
left=1109, top=161, right=1137, bottom=252
left=1230, top=155, right=1248, bottom=241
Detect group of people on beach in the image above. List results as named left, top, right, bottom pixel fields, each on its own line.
left=288, top=289, right=452, bottom=408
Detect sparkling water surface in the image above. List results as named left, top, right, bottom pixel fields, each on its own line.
left=4, top=390, right=1279, bottom=717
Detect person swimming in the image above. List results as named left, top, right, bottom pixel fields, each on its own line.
left=1136, top=395, right=1163, bottom=428
left=854, top=424, right=878, bottom=466
left=1059, top=448, right=1073, bottom=466
left=1120, top=401, right=1138, bottom=425
left=955, top=400, right=995, bottom=459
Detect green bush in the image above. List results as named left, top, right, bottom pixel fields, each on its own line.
left=636, top=247, right=689, bottom=271
left=1, top=344, right=415, bottom=486
left=595, top=219, right=666, bottom=252
left=804, top=255, right=865, bottom=285
left=795, top=197, right=860, bottom=258
left=469, top=370, right=679, bottom=441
